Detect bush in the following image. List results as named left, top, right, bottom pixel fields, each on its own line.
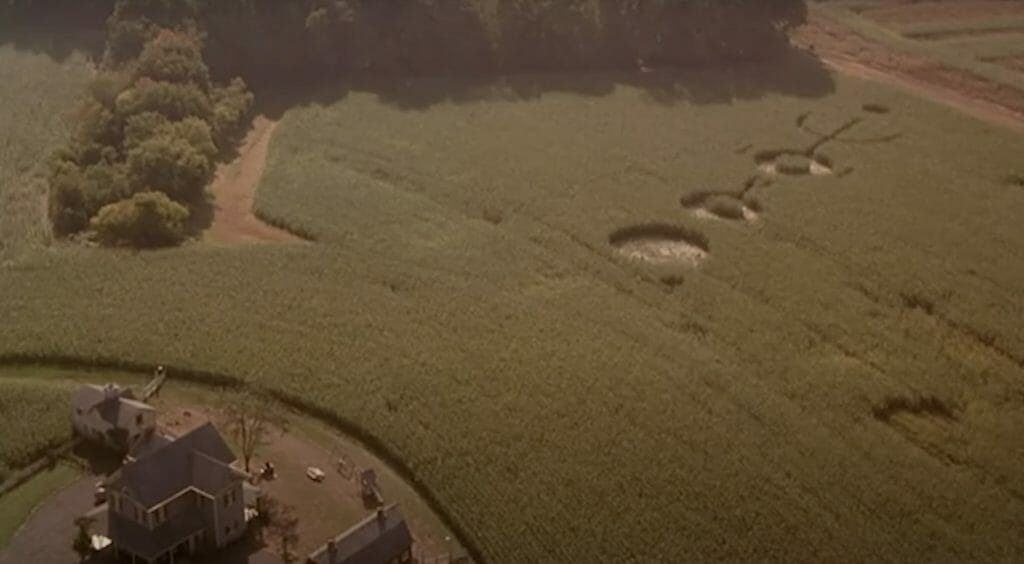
left=90, top=191, right=189, bottom=247
left=127, top=131, right=214, bottom=203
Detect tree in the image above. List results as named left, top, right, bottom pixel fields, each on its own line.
left=90, top=191, right=190, bottom=247
left=72, top=515, right=94, bottom=563
left=221, top=391, right=286, bottom=474
left=135, top=29, right=211, bottom=88
left=127, top=131, right=213, bottom=203
left=259, top=495, right=300, bottom=564
left=116, top=78, right=213, bottom=122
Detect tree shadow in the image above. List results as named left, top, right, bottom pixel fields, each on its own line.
left=0, top=3, right=110, bottom=62
left=186, top=193, right=216, bottom=238
left=253, top=47, right=836, bottom=118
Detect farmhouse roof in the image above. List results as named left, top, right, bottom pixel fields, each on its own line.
left=127, top=431, right=175, bottom=461
left=73, top=383, right=136, bottom=410
left=306, top=504, right=413, bottom=564
left=105, top=422, right=240, bottom=508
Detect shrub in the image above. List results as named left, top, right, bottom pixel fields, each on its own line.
left=90, top=191, right=189, bottom=247
left=127, top=131, right=214, bottom=203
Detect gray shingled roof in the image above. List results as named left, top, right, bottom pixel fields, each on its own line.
left=127, top=431, right=174, bottom=461
left=306, top=504, right=413, bottom=564
left=109, top=503, right=206, bottom=560
left=105, top=422, right=238, bottom=508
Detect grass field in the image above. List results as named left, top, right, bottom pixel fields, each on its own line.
left=0, top=44, right=93, bottom=264
left=2, top=48, right=1024, bottom=562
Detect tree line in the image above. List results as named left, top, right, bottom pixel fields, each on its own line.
left=4, top=0, right=807, bottom=247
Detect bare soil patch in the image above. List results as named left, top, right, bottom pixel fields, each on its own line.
left=205, top=117, right=303, bottom=244
left=792, top=12, right=1024, bottom=131
left=860, top=1, right=1024, bottom=26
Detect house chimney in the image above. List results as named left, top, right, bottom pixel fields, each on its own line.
left=376, top=507, right=386, bottom=529
left=327, top=539, right=337, bottom=560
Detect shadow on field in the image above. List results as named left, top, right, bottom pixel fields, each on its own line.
left=254, top=48, right=837, bottom=118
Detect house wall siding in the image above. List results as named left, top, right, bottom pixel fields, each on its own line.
left=215, top=481, right=246, bottom=547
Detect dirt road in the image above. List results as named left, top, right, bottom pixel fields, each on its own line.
left=205, top=117, right=303, bottom=244
left=793, top=11, right=1024, bottom=132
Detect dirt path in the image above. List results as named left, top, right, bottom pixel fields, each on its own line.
left=205, top=116, right=303, bottom=244
left=793, top=12, right=1024, bottom=132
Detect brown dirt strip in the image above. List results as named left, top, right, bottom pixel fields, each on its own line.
left=205, top=116, right=303, bottom=244
left=792, top=12, right=1024, bottom=132
left=860, top=1, right=1024, bottom=26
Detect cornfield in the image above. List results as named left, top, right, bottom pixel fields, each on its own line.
left=0, top=379, right=75, bottom=483
left=2, top=49, right=1024, bottom=561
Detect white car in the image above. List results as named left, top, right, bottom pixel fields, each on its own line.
left=306, top=466, right=326, bottom=482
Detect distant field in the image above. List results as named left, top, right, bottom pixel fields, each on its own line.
left=816, top=1, right=1024, bottom=91
left=2, top=49, right=1024, bottom=561
left=0, top=44, right=93, bottom=264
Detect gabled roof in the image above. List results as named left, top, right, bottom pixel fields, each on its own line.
left=106, top=422, right=240, bottom=508
left=306, top=504, right=413, bottom=564
left=127, top=431, right=174, bottom=461
left=75, top=384, right=150, bottom=427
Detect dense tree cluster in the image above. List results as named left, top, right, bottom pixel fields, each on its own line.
left=9, top=0, right=806, bottom=246
left=47, top=28, right=253, bottom=246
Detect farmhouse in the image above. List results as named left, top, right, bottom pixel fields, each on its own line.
left=306, top=504, right=413, bottom=564
left=100, top=422, right=251, bottom=563
left=71, top=383, right=156, bottom=452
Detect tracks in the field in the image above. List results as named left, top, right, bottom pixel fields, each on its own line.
left=205, top=116, right=304, bottom=244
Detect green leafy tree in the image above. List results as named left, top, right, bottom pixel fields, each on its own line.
left=127, top=131, right=213, bottom=203
left=210, top=77, right=254, bottom=148
left=135, top=29, right=211, bottom=88
left=90, top=191, right=190, bottom=247
left=116, top=78, right=212, bottom=122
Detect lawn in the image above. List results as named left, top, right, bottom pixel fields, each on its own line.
left=0, top=43, right=93, bottom=264
left=1, top=53, right=1024, bottom=562
left=0, top=463, right=80, bottom=548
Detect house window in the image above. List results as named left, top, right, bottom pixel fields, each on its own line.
left=136, top=414, right=143, bottom=425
